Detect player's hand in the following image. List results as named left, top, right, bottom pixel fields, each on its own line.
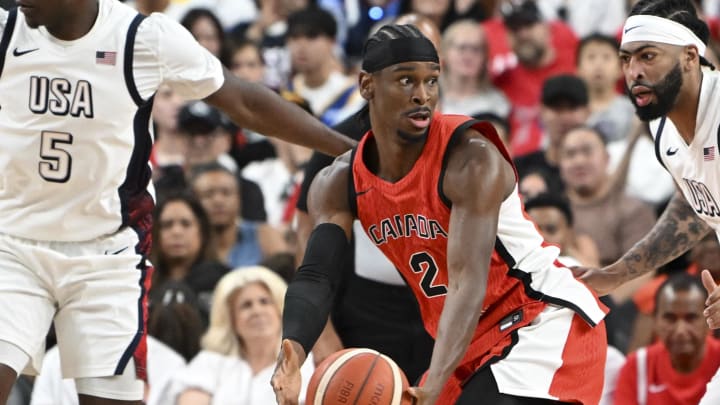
left=406, top=386, right=440, bottom=405
left=702, top=270, right=720, bottom=329
left=272, top=339, right=303, bottom=405
left=571, top=264, right=626, bottom=296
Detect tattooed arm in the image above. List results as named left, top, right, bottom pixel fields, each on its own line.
left=576, top=191, right=712, bottom=295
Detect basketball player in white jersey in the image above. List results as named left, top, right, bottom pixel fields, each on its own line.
left=569, top=1, right=720, bottom=403
left=0, top=1, right=353, bottom=404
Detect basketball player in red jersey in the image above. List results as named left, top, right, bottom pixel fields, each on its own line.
left=272, top=24, right=608, bottom=405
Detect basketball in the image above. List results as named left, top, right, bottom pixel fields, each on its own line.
left=305, top=348, right=412, bottom=405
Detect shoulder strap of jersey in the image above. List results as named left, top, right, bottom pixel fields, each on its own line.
left=437, top=117, right=515, bottom=208
left=438, top=118, right=478, bottom=207
left=653, top=117, right=668, bottom=171
left=0, top=8, right=18, bottom=80
left=124, top=13, right=147, bottom=107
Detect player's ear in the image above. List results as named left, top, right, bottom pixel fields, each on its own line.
left=684, top=45, right=699, bottom=70
left=358, top=71, right=374, bottom=101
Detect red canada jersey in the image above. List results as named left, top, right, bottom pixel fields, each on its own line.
left=350, top=113, right=606, bottom=381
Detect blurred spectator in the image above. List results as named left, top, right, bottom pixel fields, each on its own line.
left=149, top=193, right=229, bottom=323
left=559, top=126, right=656, bottom=268
left=440, top=20, right=510, bottom=119
left=395, top=13, right=443, bottom=52
left=614, top=274, right=720, bottom=405
left=575, top=32, right=675, bottom=206
left=524, top=192, right=600, bottom=267
left=151, top=84, right=188, bottom=172
left=30, top=336, right=185, bottom=405
left=577, top=34, right=634, bottom=144
left=259, top=252, right=297, bottom=283
left=172, top=267, right=315, bottom=404
left=148, top=0, right=259, bottom=31
left=483, top=0, right=578, bottom=156
left=190, top=163, right=288, bottom=268
left=398, top=0, right=454, bottom=31
left=536, top=0, right=626, bottom=38
left=230, top=0, right=311, bottom=88
left=148, top=281, right=205, bottom=361
left=181, top=8, right=231, bottom=66
left=286, top=6, right=365, bottom=126
left=240, top=91, right=314, bottom=227
left=514, top=74, right=590, bottom=188
left=167, top=100, right=268, bottom=221
left=229, top=39, right=266, bottom=83
left=629, top=233, right=720, bottom=351
left=519, top=167, right=555, bottom=199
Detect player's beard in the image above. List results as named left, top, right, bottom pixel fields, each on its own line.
left=628, top=62, right=683, bottom=121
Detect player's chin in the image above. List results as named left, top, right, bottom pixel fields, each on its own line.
left=396, top=128, right=428, bottom=143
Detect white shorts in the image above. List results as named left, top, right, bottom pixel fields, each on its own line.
left=0, top=227, right=150, bottom=379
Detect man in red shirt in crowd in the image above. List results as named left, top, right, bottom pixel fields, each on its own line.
left=614, top=273, right=720, bottom=405
left=483, top=0, right=578, bottom=157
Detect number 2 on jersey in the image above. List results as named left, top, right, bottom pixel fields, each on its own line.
left=410, top=251, right=448, bottom=297
left=39, top=131, right=73, bottom=183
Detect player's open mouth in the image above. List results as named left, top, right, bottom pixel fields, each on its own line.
left=406, top=110, right=431, bottom=129
left=631, top=86, right=653, bottom=107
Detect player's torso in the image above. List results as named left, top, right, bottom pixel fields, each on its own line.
left=351, top=114, right=530, bottom=336
left=0, top=3, right=152, bottom=241
left=653, top=71, right=720, bottom=234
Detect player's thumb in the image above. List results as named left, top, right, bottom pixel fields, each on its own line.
left=702, top=270, right=717, bottom=296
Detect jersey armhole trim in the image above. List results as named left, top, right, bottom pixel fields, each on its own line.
left=348, top=147, right=359, bottom=218
left=124, top=13, right=147, bottom=107
left=653, top=116, right=668, bottom=171
left=438, top=119, right=478, bottom=209
left=0, top=8, right=18, bottom=80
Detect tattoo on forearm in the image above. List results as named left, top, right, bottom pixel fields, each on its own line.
left=623, top=194, right=711, bottom=276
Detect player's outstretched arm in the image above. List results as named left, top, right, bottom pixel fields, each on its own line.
left=576, top=191, right=712, bottom=296
left=205, top=69, right=356, bottom=157
left=410, top=130, right=515, bottom=405
left=271, top=155, right=354, bottom=405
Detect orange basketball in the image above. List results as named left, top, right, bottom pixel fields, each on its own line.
left=306, top=348, right=412, bottom=405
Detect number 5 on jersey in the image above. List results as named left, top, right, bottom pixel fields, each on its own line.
left=410, top=251, right=448, bottom=297
left=39, top=131, right=73, bottom=183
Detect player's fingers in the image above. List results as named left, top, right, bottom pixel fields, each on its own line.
left=705, top=302, right=720, bottom=329
left=702, top=270, right=718, bottom=298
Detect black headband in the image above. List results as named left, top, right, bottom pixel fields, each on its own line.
left=362, top=37, right=439, bottom=73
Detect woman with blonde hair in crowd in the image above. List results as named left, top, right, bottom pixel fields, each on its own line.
left=173, top=267, right=314, bottom=404
left=440, top=19, right=510, bottom=119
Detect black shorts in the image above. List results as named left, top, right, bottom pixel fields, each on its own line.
left=331, top=272, right=434, bottom=383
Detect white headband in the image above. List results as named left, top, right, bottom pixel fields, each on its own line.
left=621, top=15, right=706, bottom=56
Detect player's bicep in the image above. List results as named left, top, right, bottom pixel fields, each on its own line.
left=443, top=133, right=512, bottom=278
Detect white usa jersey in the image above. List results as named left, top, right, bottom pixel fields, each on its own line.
left=650, top=69, right=720, bottom=239
left=0, top=0, right=223, bottom=242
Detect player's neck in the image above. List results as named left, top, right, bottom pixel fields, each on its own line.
left=46, top=0, right=99, bottom=41
left=368, top=132, right=425, bottom=183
